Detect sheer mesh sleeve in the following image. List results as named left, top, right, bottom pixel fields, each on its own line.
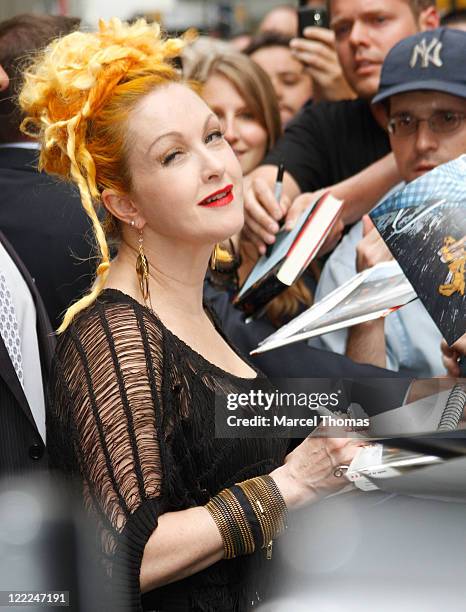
left=49, top=299, right=168, bottom=610
left=48, top=291, right=288, bottom=612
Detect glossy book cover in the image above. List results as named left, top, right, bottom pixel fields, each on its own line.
left=370, top=155, right=466, bottom=345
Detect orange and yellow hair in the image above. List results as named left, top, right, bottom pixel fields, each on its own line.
left=19, top=18, right=190, bottom=332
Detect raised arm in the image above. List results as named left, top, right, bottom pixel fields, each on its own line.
left=285, top=153, right=400, bottom=229
left=345, top=216, right=393, bottom=368
left=244, top=154, right=401, bottom=255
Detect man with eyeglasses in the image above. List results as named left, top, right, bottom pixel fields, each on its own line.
left=311, top=27, right=466, bottom=377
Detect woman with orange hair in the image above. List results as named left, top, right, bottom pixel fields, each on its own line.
left=19, top=18, right=363, bottom=611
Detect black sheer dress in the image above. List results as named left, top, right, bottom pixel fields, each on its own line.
left=48, top=289, right=288, bottom=611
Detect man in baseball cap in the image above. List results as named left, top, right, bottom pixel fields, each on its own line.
left=313, top=27, right=466, bottom=376
left=372, top=27, right=466, bottom=183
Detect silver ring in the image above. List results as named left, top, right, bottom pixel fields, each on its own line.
left=333, top=465, right=349, bottom=478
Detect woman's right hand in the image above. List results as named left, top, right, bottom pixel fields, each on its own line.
left=270, top=430, right=365, bottom=510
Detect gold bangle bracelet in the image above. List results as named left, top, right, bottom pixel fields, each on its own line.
left=205, top=496, right=238, bottom=559
left=205, top=475, right=288, bottom=560
left=219, top=489, right=255, bottom=555
left=238, top=480, right=274, bottom=546
left=237, top=475, right=288, bottom=558
left=205, top=488, right=256, bottom=559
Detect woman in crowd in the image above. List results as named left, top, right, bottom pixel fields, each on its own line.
left=184, top=50, right=316, bottom=330
left=19, top=19, right=362, bottom=611
left=244, top=31, right=314, bottom=126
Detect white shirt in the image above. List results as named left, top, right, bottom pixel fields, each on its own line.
left=0, top=241, right=46, bottom=442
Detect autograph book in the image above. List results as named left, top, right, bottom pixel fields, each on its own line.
left=252, top=261, right=416, bottom=355
left=234, top=192, right=343, bottom=316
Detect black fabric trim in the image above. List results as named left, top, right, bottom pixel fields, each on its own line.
left=111, top=498, right=161, bottom=611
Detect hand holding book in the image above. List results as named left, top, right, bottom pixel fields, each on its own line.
left=356, top=215, right=393, bottom=272
left=235, top=192, right=344, bottom=317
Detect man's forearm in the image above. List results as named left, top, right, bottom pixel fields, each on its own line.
left=331, top=154, right=401, bottom=224
left=346, top=319, right=387, bottom=368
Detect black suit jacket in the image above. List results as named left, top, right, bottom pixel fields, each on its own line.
left=0, top=230, right=55, bottom=475
left=0, top=147, right=95, bottom=329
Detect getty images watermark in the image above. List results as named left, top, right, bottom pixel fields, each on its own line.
left=214, top=379, right=375, bottom=438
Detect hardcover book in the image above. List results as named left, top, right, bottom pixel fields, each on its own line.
left=234, top=192, right=343, bottom=316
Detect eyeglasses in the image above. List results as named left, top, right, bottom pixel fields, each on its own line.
left=387, top=110, right=466, bottom=137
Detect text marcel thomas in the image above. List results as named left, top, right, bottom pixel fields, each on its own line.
left=224, top=389, right=370, bottom=429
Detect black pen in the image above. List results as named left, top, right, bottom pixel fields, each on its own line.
left=265, top=162, right=285, bottom=257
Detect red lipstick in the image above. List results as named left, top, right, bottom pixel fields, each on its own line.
left=198, top=184, right=234, bottom=208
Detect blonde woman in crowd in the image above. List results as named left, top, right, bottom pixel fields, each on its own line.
left=19, top=19, right=363, bottom=611
left=244, top=31, right=314, bottom=126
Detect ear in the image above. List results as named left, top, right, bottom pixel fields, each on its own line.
left=371, top=102, right=389, bottom=130
left=417, top=6, right=440, bottom=31
left=101, top=189, right=146, bottom=229
left=0, top=64, right=9, bottom=91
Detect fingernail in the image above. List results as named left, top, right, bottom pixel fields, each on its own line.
left=268, top=222, right=279, bottom=233
left=285, top=221, right=295, bottom=231
left=275, top=209, right=285, bottom=221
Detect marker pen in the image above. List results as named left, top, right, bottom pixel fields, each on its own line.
left=265, top=162, right=285, bottom=257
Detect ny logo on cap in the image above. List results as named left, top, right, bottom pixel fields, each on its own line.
left=410, top=37, right=443, bottom=69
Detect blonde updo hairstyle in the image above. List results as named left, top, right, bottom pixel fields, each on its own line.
left=19, top=18, right=191, bottom=332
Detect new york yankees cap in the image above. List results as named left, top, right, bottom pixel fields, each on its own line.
left=373, top=28, right=466, bottom=104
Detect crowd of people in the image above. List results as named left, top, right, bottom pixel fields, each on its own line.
left=0, top=1, right=465, bottom=610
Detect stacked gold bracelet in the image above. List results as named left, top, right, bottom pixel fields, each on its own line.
left=205, top=474, right=288, bottom=560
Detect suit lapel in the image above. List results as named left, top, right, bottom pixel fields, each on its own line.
left=0, top=333, right=37, bottom=432
left=0, top=230, right=55, bottom=434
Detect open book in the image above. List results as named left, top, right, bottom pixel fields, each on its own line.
left=234, top=192, right=343, bottom=316
left=251, top=260, right=417, bottom=355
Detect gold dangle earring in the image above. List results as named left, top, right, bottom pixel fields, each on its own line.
left=210, top=242, right=234, bottom=271
left=135, top=224, right=150, bottom=303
